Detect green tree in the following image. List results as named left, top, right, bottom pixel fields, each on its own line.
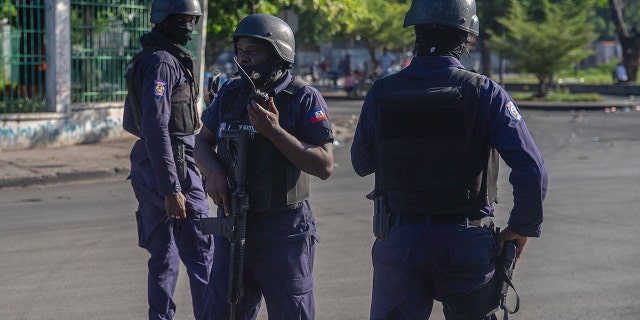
left=204, top=0, right=368, bottom=67
left=477, top=0, right=510, bottom=78
left=347, top=0, right=413, bottom=67
left=488, top=0, right=597, bottom=97
left=610, top=0, right=640, bottom=82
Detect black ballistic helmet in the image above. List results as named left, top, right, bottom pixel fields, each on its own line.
left=150, top=0, right=203, bottom=24
left=403, top=0, right=479, bottom=36
left=233, top=14, right=295, bottom=65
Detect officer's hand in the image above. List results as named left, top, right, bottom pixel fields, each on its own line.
left=498, top=227, right=528, bottom=262
left=165, top=192, right=187, bottom=219
left=247, top=97, right=280, bottom=137
left=205, top=168, right=231, bottom=216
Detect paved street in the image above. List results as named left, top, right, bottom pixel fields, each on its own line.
left=1, top=106, right=639, bottom=319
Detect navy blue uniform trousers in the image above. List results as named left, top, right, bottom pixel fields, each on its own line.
left=131, top=170, right=213, bottom=320
left=199, top=202, right=318, bottom=320
left=370, top=220, right=499, bottom=320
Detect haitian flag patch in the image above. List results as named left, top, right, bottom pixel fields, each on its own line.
left=308, top=109, right=328, bottom=123
left=153, top=80, right=167, bottom=98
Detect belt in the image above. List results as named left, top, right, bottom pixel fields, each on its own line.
left=390, top=213, right=483, bottom=226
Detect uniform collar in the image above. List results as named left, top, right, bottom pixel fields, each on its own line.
left=265, top=70, right=293, bottom=96
left=398, top=56, right=466, bottom=78
left=410, top=55, right=465, bottom=68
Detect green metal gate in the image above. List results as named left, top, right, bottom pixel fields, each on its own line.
left=70, top=0, right=153, bottom=103
left=0, top=0, right=202, bottom=113
left=0, top=0, right=47, bottom=113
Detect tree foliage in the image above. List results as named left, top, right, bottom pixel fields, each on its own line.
left=488, top=0, right=597, bottom=96
left=339, top=0, right=413, bottom=66
left=609, top=0, right=640, bottom=82
left=476, top=0, right=511, bottom=77
left=204, top=0, right=369, bottom=66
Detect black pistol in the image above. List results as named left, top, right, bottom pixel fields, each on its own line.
left=487, top=237, right=520, bottom=319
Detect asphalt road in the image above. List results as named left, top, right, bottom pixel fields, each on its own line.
left=1, top=107, right=639, bottom=319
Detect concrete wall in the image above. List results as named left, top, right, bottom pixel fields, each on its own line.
left=0, top=103, right=127, bottom=151
left=0, top=0, right=208, bottom=152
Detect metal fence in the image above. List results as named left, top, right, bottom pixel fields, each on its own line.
left=0, top=0, right=201, bottom=113
left=0, top=0, right=47, bottom=112
left=69, top=0, right=153, bottom=104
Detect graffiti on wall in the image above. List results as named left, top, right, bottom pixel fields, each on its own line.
left=0, top=109, right=124, bottom=150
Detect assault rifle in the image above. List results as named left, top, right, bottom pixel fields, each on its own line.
left=200, top=58, right=270, bottom=319
left=201, top=128, right=250, bottom=320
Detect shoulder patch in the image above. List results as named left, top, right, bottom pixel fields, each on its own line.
left=153, top=80, right=167, bottom=98
left=506, top=101, right=522, bottom=121
left=308, top=108, right=328, bottom=123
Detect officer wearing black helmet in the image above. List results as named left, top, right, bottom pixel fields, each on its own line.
left=122, top=1, right=213, bottom=319
left=351, top=0, right=548, bottom=319
left=195, top=14, right=334, bottom=320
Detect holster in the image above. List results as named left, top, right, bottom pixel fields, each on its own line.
left=367, top=191, right=390, bottom=240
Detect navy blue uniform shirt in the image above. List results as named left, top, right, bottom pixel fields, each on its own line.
left=351, top=56, right=548, bottom=237
left=124, top=49, right=206, bottom=212
left=201, top=71, right=333, bottom=243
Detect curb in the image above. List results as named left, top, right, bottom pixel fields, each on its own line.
left=319, top=91, right=640, bottom=111
left=0, top=166, right=130, bottom=190
left=516, top=99, right=639, bottom=110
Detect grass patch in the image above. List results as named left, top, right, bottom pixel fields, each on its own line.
left=503, top=60, right=622, bottom=85
left=511, top=90, right=604, bottom=102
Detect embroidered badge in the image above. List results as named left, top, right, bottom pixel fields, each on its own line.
left=506, top=101, right=522, bottom=121
left=308, top=109, right=328, bottom=123
left=153, top=80, right=167, bottom=98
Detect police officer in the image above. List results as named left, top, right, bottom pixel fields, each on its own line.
left=351, top=0, right=548, bottom=319
left=194, top=14, right=334, bottom=320
left=122, top=0, right=213, bottom=319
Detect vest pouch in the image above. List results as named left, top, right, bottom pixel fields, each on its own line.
left=123, top=62, right=142, bottom=137
left=286, top=163, right=309, bottom=205
left=169, top=82, right=198, bottom=136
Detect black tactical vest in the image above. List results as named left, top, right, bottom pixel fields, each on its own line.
left=217, top=77, right=309, bottom=211
left=124, top=47, right=200, bottom=137
left=372, top=68, right=498, bottom=216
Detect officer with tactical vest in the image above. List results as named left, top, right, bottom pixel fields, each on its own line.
left=351, top=0, right=548, bottom=319
left=122, top=0, right=213, bottom=319
left=194, top=14, right=334, bottom=320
